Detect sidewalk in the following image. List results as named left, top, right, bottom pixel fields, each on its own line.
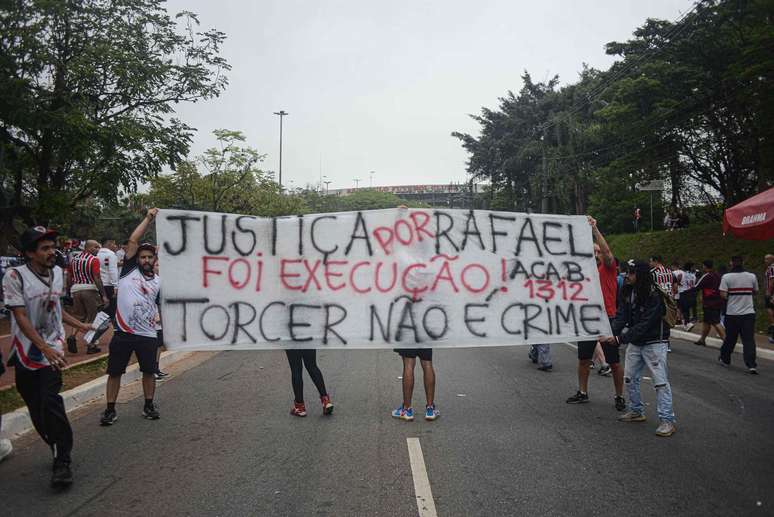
left=670, top=324, right=774, bottom=360
left=1, top=321, right=116, bottom=390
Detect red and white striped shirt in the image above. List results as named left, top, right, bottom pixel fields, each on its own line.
left=650, top=265, right=675, bottom=294
left=68, top=251, right=100, bottom=292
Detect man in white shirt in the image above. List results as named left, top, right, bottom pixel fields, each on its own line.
left=719, top=256, right=759, bottom=374
left=97, top=239, right=119, bottom=318
left=3, top=226, right=92, bottom=486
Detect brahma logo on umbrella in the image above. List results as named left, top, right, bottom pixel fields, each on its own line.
left=740, top=212, right=766, bottom=226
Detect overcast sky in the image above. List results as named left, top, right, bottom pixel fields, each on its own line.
left=164, top=0, right=694, bottom=191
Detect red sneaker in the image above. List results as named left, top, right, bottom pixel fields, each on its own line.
left=321, top=395, right=334, bottom=415
left=290, top=402, right=307, bottom=417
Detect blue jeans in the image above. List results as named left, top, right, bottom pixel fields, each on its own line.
left=529, top=344, right=552, bottom=367
left=624, top=342, right=675, bottom=422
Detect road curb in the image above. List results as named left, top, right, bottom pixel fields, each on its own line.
left=670, top=329, right=774, bottom=361
left=0, top=350, right=194, bottom=441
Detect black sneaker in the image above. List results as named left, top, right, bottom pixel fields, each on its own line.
left=717, top=357, right=729, bottom=368
left=51, top=462, right=73, bottom=488
left=154, top=370, right=169, bottom=381
left=100, top=409, right=117, bottom=426
left=537, top=365, right=553, bottom=372
left=747, top=368, right=759, bottom=375
left=566, top=391, right=589, bottom=404
left=66, top=336, right=77, bottom=354
left=86, top=345, right=101, bottom=355
left=143, top=403, right=160, bottom=420
left=614, top=395, right=626, bottom=411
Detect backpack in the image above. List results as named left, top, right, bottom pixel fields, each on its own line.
left=653, top=285, right=679, bottom=328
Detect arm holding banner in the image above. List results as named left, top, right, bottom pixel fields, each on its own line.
left=126, top=208, right=158, bottom=261
left=588, top=216, right=614, bottom=267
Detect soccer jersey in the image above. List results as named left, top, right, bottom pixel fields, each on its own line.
left=720, top=270, right=758, bottom=316
left=97, top=247, right=118, bottom=287
left=68, top=251, right=100, bottom=293
left=650, top=265, right=674, bottom=294
left=114, top=253, right=160, bottom=338
left=2, top=265, right=66, bottom=370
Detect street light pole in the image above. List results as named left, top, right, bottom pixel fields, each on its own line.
left=273, top=110, right=288, bottom=191
left=354, top=178, right=360, bottom=189
left=369, top=170, right=375, bottom=188
left=324, top=180, right=331, bottom=194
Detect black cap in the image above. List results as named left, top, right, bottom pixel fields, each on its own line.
left=627, top=260, right=650, bottom=276
left=20, top=226, right=58, bottom=252
left=137, top=242, right=156, bottom=255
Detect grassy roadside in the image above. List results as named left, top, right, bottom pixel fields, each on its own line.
left=0, top=356, right=109, bottom=415
left=606, top=222, right=771, bottom=332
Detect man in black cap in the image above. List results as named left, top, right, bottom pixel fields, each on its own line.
left=100, top=208, right=162, bottom=425
left=3, top=226, right=93, bottom=487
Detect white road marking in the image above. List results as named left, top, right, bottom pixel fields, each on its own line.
left=406, top=437, right=438, bottom=517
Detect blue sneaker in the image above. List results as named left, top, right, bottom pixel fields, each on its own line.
left=425, top=404, right=439, bottom=421
left=391, top=405, right=414, bottom=421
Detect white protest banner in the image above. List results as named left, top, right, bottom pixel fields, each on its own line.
left=157, top=208, right=612, bottom=350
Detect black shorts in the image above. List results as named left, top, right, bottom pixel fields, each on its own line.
left=765, top=296, right=774, bottom=310
left=107, top=331, right=158, bottom=375
left=157, top=329, right=164, bottom=348
left=703, top=308, right=721, bottom=324
left=394, top=348, right=433, bottom=361
left=577, top=340, right=620, bottom=364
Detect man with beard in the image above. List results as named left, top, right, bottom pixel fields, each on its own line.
left=3, top=226, right=93, bottom=486
left=100, top=209, right=161, bottom=425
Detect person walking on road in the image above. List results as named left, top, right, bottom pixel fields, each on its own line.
left=764, top=254, right=774, bottom=344
left=718, top=256, right=759, bottom=374
left=66, top=240, right=109, bottom=354
left=100, top=209, right=162, bottom=425
left=3, top=226, right=93, bottom=486
left=97, top=239, right=119, bottom=319
left=677, top=262, right=697, bottom=327
left=392, top=347, right=439, bottom=421
left=285, top=350, right=334, bottom=417
left=528, top=344, right=553, bottom=371
left=694, top=260, right=726, bottom=346
left=604, top=260, right=676, bottom=437
left=566, top=217, right=625, bottom=411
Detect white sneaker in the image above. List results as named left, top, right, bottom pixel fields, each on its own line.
left=0, top=439, right=12, bottom=462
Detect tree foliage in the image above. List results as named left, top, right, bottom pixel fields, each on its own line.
left=0, top=0, right=229, bottom=248
left=146, top=130, right=306, bottom=217
left=454, top=0, right=773, bottom=233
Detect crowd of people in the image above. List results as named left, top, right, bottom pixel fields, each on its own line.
left=0, top=208, right=771, bottom=489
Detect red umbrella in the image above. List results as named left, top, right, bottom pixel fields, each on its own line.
left=723, top=186, right=774, bottom=240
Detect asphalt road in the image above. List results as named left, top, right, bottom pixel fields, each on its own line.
left=1, top=337, right=773, bottom=517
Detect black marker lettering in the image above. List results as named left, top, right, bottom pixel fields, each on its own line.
left=229, top=301, right=257, bottom=344
left=323, top=304, right=347, bottom=345
left=163, top=215, right=201, bottom=255
left=203, top=214, right=227, bottom=255
left=464, top=303, right=489, bottom=338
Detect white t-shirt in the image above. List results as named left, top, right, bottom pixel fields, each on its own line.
left=97, top=247, right=118, bottom=287
left=678, top=270, right=696, bottom=294
left=114, top=253, right=160, bottom=338
left=2, top=265, right=66, bottom=370
left=719, top=270, right=758, bottom=316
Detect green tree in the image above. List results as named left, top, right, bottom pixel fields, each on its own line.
left=0, top=0, right=229, bottom=251
left=146, top=130, right=306, bottom=217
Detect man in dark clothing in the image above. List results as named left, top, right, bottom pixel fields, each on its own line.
left=694, top=260, right=726, bottom=346
left=603, top=261, right=676, bottom=437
